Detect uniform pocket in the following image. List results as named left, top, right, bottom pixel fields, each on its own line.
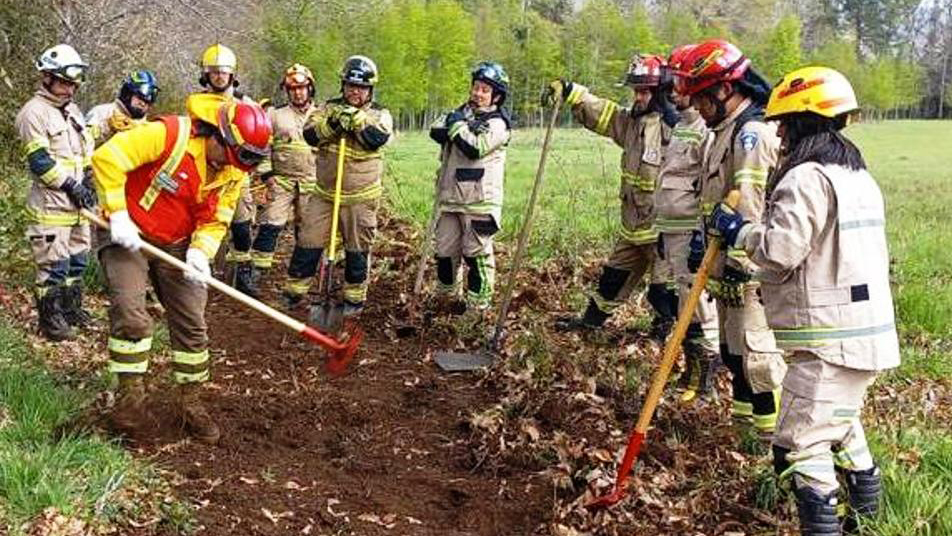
left=744, top=330, right=787, bottom=393
left=454, top=168, right=485, bottom=205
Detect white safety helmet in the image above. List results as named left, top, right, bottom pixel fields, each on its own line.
left=36, top=44, right=87, bottom=84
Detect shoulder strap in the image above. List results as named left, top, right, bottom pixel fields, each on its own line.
left=138, top=115, right=192, bottom=211
left=730, top=103, right=765, bottom=145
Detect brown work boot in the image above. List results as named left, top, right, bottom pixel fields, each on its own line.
left=177, top=383, right=220, bottom=445
left=109, top=373, right=148, bottom=438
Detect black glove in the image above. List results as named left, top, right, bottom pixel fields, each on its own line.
left=445, top=109, right=466, bottom=129
left=687, top=229, right=705, bottom=273
left=61, top=178, right=97, bottom=209
left=722, top=263, right=752, bottom=285
left=652, top=89, right=680, bottom=128
left=656, top=234, right=665, bottom=260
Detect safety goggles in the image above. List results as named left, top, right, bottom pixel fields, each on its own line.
left=53, top=65, right=86, bottom=84
left=132, top=83, right=159, bottom=103
left=230, top=144, right=269, bottom=170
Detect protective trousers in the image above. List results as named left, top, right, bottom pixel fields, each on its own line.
left=250, top=178, right=313, bottom=270
left=717, top=284, right=786, bottom=432
left=294, top=196, right=377, bottom=304
left=226, top=179, right=255, bottom=263
left=589, top=239, right=655, bottom=316
left=773, top=353, right=877, bottom=494
left=663, top=232, right=719, bottom=352
left=99, top=238, right=210, bottom=385
left=27, top=222, right=91, bottom=290
left=434, top=212, right=497, bottom=308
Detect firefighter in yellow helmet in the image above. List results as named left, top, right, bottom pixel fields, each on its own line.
left=235, top=64, right=319, bottom=298
left=709, top=66, right=899, bottom=536
left=200, top=44, right=240, bottom=96
left=546, top=53, right=681, bottom=338
left=15, top=44, right=95, bottom=341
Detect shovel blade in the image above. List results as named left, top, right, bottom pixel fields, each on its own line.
left=434, top=351, right=494, bottom=372
left=325, top=321, right=363, bottom=375
left=309, top=300, right=345, bottom=335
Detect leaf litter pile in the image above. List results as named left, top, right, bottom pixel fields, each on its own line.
left=5, top=213, right=950, bottom=535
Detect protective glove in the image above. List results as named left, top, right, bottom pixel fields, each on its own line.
left=109, top=210, right=144, bottom=251
left=687, top=229, right=706, bottom=274
left=61, top=177, right=98, bottom=209
left=444, top=109, right=466, bottom=129
left=183, top=248, right=211, bottom=287
left=709, top=202, right=747, bottom=248
left=651, top=88, right=680, bottom=128
left=541, top=79, right=573, bottom=108
left=718, top=265, right=750, bottom=307
left=108, top=110, right=136, bottom=133
left=337, top=106, right=368, bottom=131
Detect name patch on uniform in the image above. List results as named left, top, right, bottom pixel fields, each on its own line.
left=739, top=131, right=758, bottom=151
left=156, top=171, right=180, bottom=194
left=643, top=148, right=661, bottom=165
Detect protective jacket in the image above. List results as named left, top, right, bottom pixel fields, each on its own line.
left=15, top=87, right=94, bottom=226
left=699, top=98, right=779, bottom=279
left=85, top=100, right=144, bottom=146
left=430, top=104, right=511, bottom=225
left=564, top=84, right=669, bottom=245
left=738, top=162, right=900, bottom=371
left=92, top=115, right=245, bottom=259
left=257, top=102, right=317, bottom=188
left=655, top=107, right=708, bottom=234
left=303, top=97, right=393, bottom=205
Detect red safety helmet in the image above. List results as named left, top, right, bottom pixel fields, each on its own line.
left=217, top=101, right=272, bottom=171
left=624, top=54, right=666, bottom=88
left=668, top=44, right=696, bottom=94
left=678, top=39, right=750, bottom=96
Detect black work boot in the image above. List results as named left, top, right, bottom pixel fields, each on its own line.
left=62, top=282, right=93, bottom=327
left=233, top=262, right=258, bottom=298
left=554, top=298, right=610, bottom=332
left=37, top=287, right=74, bottom=341
left=794, top=486, right=842, bottom=536
left=843, top=466, right=882, bottom=533
left=178, top=383, right=220, bottom=445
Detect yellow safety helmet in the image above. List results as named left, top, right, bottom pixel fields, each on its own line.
left=765, top=66, right=858, bottom=120
left=258, top=97, right=273, bottom=109
left=201, top=44, right=237, bottom=73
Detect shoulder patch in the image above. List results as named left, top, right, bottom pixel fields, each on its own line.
left=739, top=131, right=758, bottom=152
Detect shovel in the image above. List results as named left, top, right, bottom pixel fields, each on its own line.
left=82, top=209, right=362, bottom=372
left=434, top=94, right=563, bottom=372
left=585, top=190, right=741, bottom=510
left=310, top=137, right=348, bottom=335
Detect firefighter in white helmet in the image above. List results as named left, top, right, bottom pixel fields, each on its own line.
left=709, top=66, right=899, bottom=536
left=15, top=44, right=95, bottom=341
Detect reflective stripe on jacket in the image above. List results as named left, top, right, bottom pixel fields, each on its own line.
left=257, top=103, right=317, bottom=181
left=655, top=107, right=708, bottom=233
left=739, top=162, right=900, bottom=371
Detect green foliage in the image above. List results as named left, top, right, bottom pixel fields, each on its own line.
left=752, top=15, right=803, bottom=83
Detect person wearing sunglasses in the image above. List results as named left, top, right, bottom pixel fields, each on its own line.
left=91, top=96, right=271, bottom=445
left=86, top=70, right=160, bottom=146
left=15, top=44, right=95, bottom=342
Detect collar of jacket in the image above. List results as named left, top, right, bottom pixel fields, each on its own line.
left=679, top=106, right=701, bottom=124
left=36, top=85, right=71, bottom=108
left=712, top=97, right=752, bottom=132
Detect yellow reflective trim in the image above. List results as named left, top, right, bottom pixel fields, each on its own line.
left=565, top=85, right=586, bottom=106
left=284, top=278, right=311, bottom=295
left=226, top=250, right=251, bottom=263
left=733, top=168, right=769, bottom=187
left=595, top=101, right=617, bottom=135
left=103, top=189, right=126, bottom=208
left=106, top=143, right=137, bottom=172
left=24, top=138, right=50, bottom=154
left=191, top=234, right=220, bottom=257
left=325, top=142, right=382, bottom=161
left=173, top=369, right=209, bottom=384
left=343, top=284, right=367, bottom=303
left=26, top=207, right=82, bottom=226
left=172, top=349, right=209, bottom=366
left=108, top=336, right=153, bottom=354
left=273, top=140, right=312, bottom=152
left=619, top=225, right=658, bottom=245
left=251, top=251, right=275, bottom=268
left=108, top=359, right=149, bottom=374
left=39, top=163, right=64, bottom=185
left=139, top=117, right=191, bottom=211
left=311, top=181, right=382, bottom=205
left=215, top=206, right=235, bottom=222
left=274, top=175, right=296, bottom=192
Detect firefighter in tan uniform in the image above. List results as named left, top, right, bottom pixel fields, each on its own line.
left=237, top=64, right=318, bottom=298
left=654, top=45, right=719, bottom=400
left=679, top=39, right=787, bottom=435
left=548, top=54, right=680, bottom=335
left=428, top=62, right=511, bottom=312
left=298, top=56, right=393, bottom=313
left=92, top=96, right=272, bottom=444
left=710, top=67, right=899, bottom=536
left=15, top=44, right=96, bottom=342
left=86, top=71, right=160, bottom=147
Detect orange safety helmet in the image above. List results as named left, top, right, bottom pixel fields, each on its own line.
left=624, top=54, right=666, bottom=88
left=217, top=101, right=272, bottom=172
left=281, top=63, right=315, bottom=96
left=678, top=39, right=750, bottom=96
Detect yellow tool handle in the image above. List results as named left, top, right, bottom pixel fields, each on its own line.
left=328, top=137, right=346, bottom=260
left=634, top=189, right=741, bottom=433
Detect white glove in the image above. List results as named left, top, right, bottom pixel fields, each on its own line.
left=109, top=210, right=143, bottom=251
left=183, top=248, right=211, bottom=287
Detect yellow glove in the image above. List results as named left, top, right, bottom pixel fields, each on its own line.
left=108, top=110, right=136, bottom=132
left=541, top=79, right=572, bottom=108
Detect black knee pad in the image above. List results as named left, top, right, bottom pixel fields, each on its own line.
left=470, top=218, right=499, bottom=237
left=287, top=247, right=322, bottom=278
left=722, top=349, right=753, bottom=401
left=252, top=224, right=284, bottom=253
left=647, top=283, right=678, bottom=318
left=597, top=266, right=630, bottom=301
left=752, top=389, right=778, bottom=416
left=772, top=445, right=792, bottom=476
left=436, top=256, right=455, bottom=286
left=231, top=220, right=252, bottom=251
left=344, top=251, right=369, bottom=284
left=463, top=256, right=482, bottom=294
left=67, top=252, right=88, bottom=278
left=46, top=259, right=70, bottom=283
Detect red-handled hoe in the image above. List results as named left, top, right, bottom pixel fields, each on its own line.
left=586, top=190, right=740, bottom=509
left=81, top=209, right=363, bottom=374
